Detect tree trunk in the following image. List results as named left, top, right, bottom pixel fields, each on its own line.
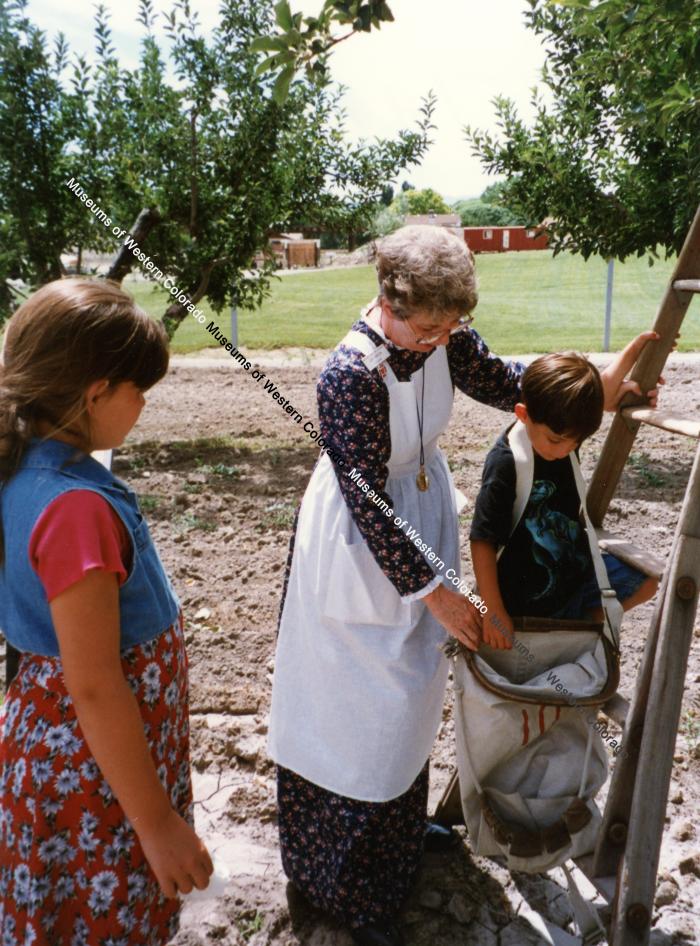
left=162, top=299, right=192, bottom=340
left=46, top=257, right=64, bottom=281
left=105, top=208, right=162, bottom=284
left=160, top=258, right=220, bottom=340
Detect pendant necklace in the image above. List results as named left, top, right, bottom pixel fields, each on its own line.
left=416, top=366, right=429, bottom=491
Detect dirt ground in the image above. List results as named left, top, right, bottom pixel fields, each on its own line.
left=5, top=347, right=699, bottom=945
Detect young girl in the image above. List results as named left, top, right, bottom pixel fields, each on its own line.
left=0, top=279, right=213, bottom=945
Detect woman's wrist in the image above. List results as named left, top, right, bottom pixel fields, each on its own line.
left=424, top=582, right=446, bottom=604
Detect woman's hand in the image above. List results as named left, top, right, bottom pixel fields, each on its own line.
left=425, top=583, right=481, bottom=650
left=137, top=809, right=214, bottom=899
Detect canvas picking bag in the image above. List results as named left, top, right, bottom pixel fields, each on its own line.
left=452, top=420, right=624, bottom=874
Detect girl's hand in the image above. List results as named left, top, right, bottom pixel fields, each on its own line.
left=137, top=809, right=214, bottom=899
left=483, top=610, right=514, bottom=650
left=52, top=569, right=213, bottom=901
left=425, top=583, right=481, bottom=651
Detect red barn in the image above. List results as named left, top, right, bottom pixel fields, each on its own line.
left=463, top=225, right=549, bottom=253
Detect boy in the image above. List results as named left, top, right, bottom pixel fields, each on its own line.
left=470, top=352, right=658, bottom=649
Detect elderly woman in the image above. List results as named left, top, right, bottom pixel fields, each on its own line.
left=267, top=225, right=658, bottom=946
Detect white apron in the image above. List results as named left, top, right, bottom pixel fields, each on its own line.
left=267, top=328, right=461, bottom=802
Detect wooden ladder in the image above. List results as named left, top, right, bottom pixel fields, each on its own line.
left=434, top=204, right=700, bottom=946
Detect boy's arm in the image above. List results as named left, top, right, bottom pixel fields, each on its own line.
left=469, top=435, right=518, bottom=650
left=470, top=540, right=514, bottom=649
left=600, top=330, right=664, bottom=411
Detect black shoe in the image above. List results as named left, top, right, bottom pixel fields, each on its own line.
left=350, top=921, right=404, bottom=946
left=424, top=821, right=460, bottom=853
left=285, top=880, right=312, bottom=917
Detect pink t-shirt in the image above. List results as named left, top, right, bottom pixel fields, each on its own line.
left=29, top=490, right=132, bottom=602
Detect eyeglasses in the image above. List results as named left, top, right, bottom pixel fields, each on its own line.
left=406, top=314, right=474, bottom=346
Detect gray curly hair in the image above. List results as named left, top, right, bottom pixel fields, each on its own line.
left=375, top=225, right=478, bottom=322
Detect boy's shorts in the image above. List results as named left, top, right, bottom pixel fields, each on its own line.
left=552, top=553, right=647, bottom=620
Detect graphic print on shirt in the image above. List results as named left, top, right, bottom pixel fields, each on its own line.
left=524, top=479, right=590, bottom=602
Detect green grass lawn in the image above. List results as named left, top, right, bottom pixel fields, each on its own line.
left=126, top=249, right=700, bottom=353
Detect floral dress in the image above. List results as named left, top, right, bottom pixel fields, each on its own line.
left=0, top=617, right=192, bottom=946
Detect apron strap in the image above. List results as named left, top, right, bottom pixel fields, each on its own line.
left=340, top=329, right=398, bottom=387
left=340, top=329, right=377, bottom=356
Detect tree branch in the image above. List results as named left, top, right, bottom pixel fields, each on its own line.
left=322, top=29, right=355, bottom=52
left=105, top=207, right=162, bottom=283
left=189, top=108, right=199, bottom=238
left=160, top=256, right=229, bottom=339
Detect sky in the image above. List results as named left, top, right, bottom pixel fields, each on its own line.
left=28, top=0, right=548, bottom=202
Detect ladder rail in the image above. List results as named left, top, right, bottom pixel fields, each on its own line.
left=435, top=205, right=700, bottom=946
left=587, top=202, right=700, bottom=526
left=591, top=553, right=674, bottom=879
left=610, top=441, right=700, bottom=945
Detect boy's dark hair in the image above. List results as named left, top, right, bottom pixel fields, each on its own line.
left=521, top=352, right=604, bottom=442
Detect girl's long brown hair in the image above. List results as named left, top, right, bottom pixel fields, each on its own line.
left=0, top=278, right=169, bottom=559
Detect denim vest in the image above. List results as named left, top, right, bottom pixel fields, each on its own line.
left=0, top=438, right=180, bottom=657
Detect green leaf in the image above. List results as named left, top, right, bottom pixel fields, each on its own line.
left=249, top=36, right=289, bottom=53
left=548, top=0, right=591, bottom=7
left=274, top=0, right=294, bottom=31
left=272, top=64, right=294, bottom=104
left=255, top=51, right=295, bottom=76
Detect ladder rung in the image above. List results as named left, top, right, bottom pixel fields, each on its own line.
left=673, top=279, right=700, bottom=293
left=601, top=692, right=629, bottom=727
left=620, top=406, right=700, bottom=438
left=595, top=528, right=664, bottom=579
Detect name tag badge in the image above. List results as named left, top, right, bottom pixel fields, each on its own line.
left=362, top=345, right=390, bottom=371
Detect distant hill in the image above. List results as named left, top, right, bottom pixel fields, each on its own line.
left=444, top=194, right=479, bottom=206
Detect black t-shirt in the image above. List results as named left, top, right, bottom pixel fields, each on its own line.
left=469, top=425, right=594, bottom=617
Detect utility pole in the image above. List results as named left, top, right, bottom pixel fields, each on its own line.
left=603, top=258, right=614, bottom=352
left=230, top=282, right=238, bottom=348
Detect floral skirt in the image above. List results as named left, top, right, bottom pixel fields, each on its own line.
left=277, top=762, right=429, bottom=928
left=0, top=616, right=193, bottom=946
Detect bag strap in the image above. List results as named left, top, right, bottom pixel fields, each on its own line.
left=569, top=452, right=623, bottom=653
left=506, top=420, right=534, bottom=541
left=561, top=862, right=608, bottom=944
